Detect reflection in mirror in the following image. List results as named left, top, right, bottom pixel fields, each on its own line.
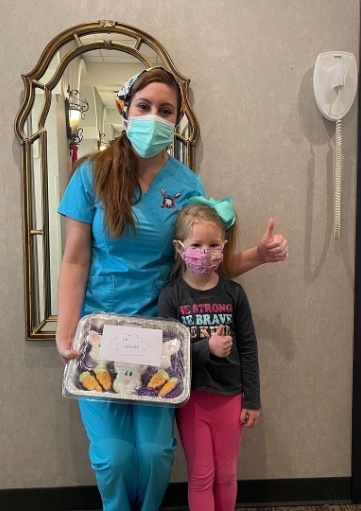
left=14, top=21, right=200, bottom=340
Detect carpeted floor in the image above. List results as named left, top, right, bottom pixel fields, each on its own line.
left=236, top=507, right=360, bottom=511
left=78, top=506, right=361, bottom=511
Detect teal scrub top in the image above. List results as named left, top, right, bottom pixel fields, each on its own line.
left=57, top=157, right=205, bottom=317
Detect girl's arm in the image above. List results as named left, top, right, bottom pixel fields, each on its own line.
left=234, top=288, right=261, bottom=411
left=56, top=218, right=92, bottom=364
left=230, top=218, right=288, bottom=278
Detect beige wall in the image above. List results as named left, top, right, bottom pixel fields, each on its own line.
left=0, top=0, right=358, bottom=489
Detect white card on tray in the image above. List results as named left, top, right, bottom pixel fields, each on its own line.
left=98, top=324, right=163, bottom=367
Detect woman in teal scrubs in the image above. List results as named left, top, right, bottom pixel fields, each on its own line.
left=56, top=66, right=288, bottom=511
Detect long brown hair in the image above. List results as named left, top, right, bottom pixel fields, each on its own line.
left=172, top=204, right=239, bottom=278
left=71, top=67, right=183, bottom=237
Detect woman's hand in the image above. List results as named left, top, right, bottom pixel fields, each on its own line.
left=257, top=218, right=288, bottom=263
left=208, top=325, right=233, bottom=358
left=56, top=337, right=80, bottom=365
left=240, top=408, right=260, bottom=428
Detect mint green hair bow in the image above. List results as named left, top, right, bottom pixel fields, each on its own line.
left=188, top=196, right=236, bottom=229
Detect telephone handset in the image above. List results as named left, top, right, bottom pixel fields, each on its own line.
left=313, top=51, right=358, bottom=238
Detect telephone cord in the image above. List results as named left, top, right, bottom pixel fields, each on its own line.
left=333, top=118, right=342, bottom=238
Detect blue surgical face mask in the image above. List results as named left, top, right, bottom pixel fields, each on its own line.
left=125, top=114, right=175, bottom=158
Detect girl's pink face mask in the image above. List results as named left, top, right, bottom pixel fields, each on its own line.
left=178, top=242, right=224, bottom=275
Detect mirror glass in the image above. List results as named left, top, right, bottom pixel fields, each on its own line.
left=15, top=21, right=200, bottom=340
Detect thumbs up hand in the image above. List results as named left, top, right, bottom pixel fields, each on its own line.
left=257, top=218, right=288, bottom=263
left=208, top=325, right=233, bottom=358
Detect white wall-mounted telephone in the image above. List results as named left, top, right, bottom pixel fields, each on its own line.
left=313, top=51, right=358, bottom=238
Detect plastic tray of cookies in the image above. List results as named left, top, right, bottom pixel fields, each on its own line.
left=62, top=312, right=191, bottom=407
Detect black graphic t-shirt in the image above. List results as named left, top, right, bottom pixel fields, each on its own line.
left=158, top=275, right=261, bottom=409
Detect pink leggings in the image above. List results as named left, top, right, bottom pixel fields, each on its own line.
left=176, top=391, right=243, bottom=511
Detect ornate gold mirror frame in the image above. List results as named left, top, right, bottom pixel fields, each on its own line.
left=14, top=20, right=200, bottom=340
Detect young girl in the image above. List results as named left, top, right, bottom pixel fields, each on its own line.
left=158, top=196, right=261, bottom=511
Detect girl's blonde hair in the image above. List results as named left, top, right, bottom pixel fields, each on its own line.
left=70, top=67, right=182, bottom=237
left=173, top=203, right=239, bottom=278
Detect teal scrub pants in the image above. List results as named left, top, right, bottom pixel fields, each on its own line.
left=79, top=400, right=177, bottom=511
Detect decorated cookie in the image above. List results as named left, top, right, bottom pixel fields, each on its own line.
left=159, top=377, right=179, bottom=397
left=88, top=330, right=102, bottom=362
left=113, top=365, right=143, bottom=395
left=94, top=363, right=112, bottom=391
left=160, top=339, right=181, bottom=369
left=148, top=369, right=169, bottom=389
left=79, top=371, right=102, bottom=392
